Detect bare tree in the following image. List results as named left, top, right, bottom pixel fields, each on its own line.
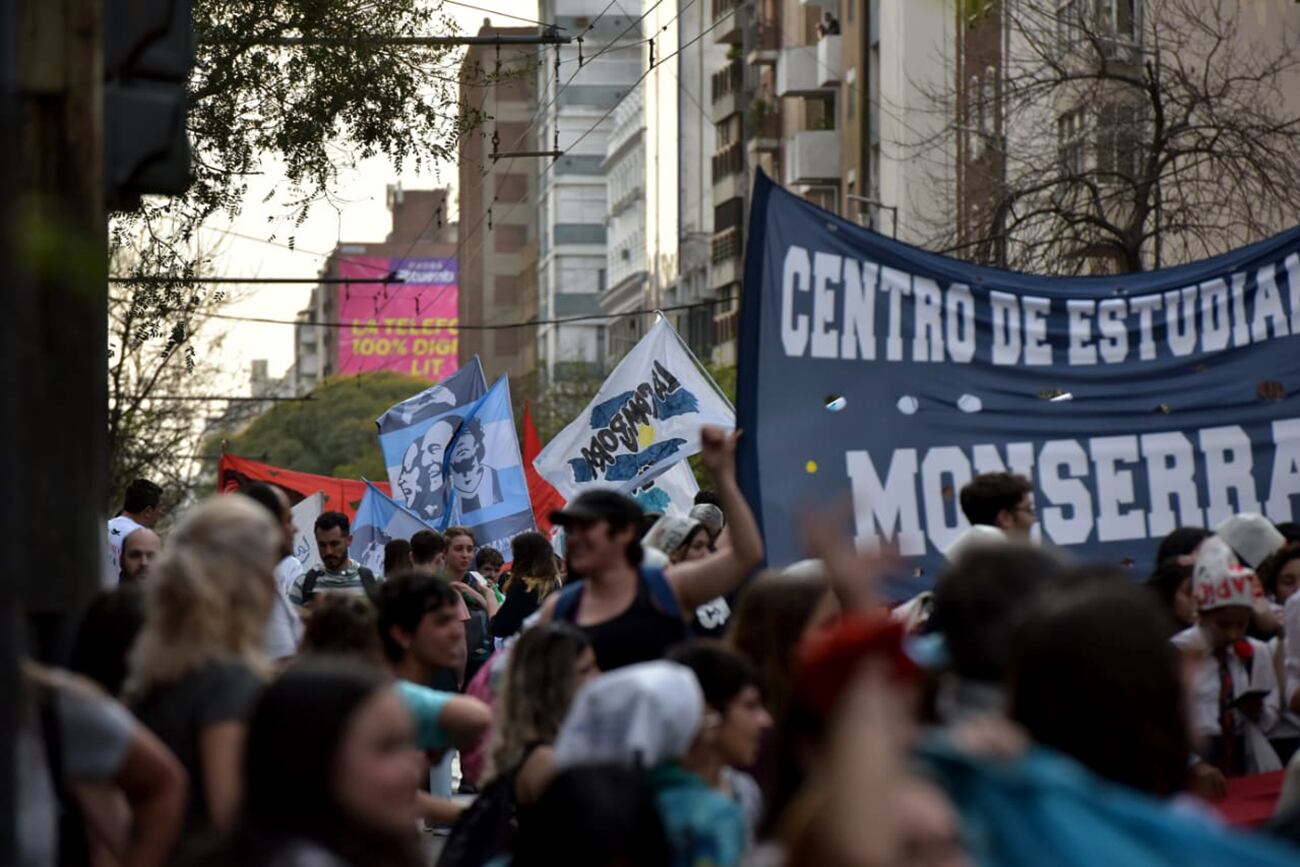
left=930, top=0, right=1300, bottom=274
left=107, top=237, right=239, bottom=515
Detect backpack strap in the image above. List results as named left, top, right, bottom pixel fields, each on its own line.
left=300, top=568, right=321, bottom=602
left=552, top=581, right=586, bottom=623
left=640, top=565, right=682, bottom=620
left=359, top=567, right=378, bottom=600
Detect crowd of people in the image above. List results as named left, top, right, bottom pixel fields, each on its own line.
left=18, top=426, right=1300, bottom=866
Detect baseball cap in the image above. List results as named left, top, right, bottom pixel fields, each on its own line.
left=688, top=503, right=725, bottom=536
left=550, top=489, right=644, bottom=528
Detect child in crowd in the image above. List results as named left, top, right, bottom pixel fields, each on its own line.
left=665, top=641, right=772, bottom=842
left=1172, top=538, right=1281, bottom=780
left=475, top=547, right=506, bottom=598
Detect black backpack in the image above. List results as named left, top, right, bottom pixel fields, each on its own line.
left=436, top=745, right=540, bottom=867
left=300, top=566, right=378, bottom=602
left=461, top=574, right=495, bottom=686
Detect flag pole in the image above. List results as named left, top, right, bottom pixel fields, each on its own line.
left=655, top=309, right=736, bottom=415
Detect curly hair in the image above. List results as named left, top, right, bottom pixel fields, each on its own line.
left=124, top=495, right=279, bottom=700
left=486, top=622, right=591, bottom=783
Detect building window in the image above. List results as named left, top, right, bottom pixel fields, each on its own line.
left=1096, top=102, right=1142, bottom=183
left=1057, top=108, right=1086, bottom=175
left=1057, top=0, right=1141, bottom=51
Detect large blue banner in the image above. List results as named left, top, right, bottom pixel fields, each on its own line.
left=738, top=170, right=1300, bottom=588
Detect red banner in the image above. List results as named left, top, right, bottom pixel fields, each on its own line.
left=217, top=453, right=390, bottom=522
left=522, top=401, right=564, bottom=535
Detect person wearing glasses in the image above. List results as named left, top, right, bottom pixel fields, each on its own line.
left=958, top=472, right=1036, bottom=540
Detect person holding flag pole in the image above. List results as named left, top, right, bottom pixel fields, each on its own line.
left=537, top=425, right=763, bottom=672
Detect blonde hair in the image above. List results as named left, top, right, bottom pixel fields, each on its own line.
left=125, top=495, right=279, bottom=699
left=485, top=622, right=591, bottom=783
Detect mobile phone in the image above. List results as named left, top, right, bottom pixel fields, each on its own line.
left=1229, top=689, right=1271, bottom=708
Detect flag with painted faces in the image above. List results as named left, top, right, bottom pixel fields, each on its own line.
left=533, top=318, right=735, bottom=501
left=440, top=376, right=535, bottom=560
left=349, top=482, right=437, bottom=576
left=377, top=357, right=488, bottom=525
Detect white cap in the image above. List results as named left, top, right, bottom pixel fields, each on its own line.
left=642, top=514, right=702, bottom=558
left=1192, top=536, right=1262, bottom=612
left=1215, top=513, right=1286, bottom=568
left=781, top=559, right=825, bottom=579
left=943, top=525, right=1006, bottom=562
left=554, top=661, right=704, bottom=770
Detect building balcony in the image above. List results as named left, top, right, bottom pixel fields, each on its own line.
left=746, top=111, right=781, bottom=154
left=710, top=226, right=743, bottom=290
left=747, top=18, right=780, bottom=66
left=711, top=142, right=745, bottom=202
left=816, top=35, right=841, bottom=86
left=712, top=0, right=741, bottom=45
left=776, top=46, right=831, bottom=98
left=784, top=129, right=841, bottom=185
left=711, top=59, right=745, bottom=124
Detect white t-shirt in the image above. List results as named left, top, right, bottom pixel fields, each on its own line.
left=1172, top=625, right=1279, bottom=737
left=105, top=515, right=143, bottom=580
left=264, top=556, right=306, bottom=661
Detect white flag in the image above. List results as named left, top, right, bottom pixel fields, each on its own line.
left=290, top=492, right=324, bottom=573
left=534, top=318, right=734, bottom=501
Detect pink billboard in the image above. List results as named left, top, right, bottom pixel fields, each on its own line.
left=337, top=256, right=459, bottom=380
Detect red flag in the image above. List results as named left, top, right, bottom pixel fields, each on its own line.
left=217, top=453, right=390, bottom=522
left=522, top=401, right=565, bottom=535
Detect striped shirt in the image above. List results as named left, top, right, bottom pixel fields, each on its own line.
left=288, top=560, right=371, bottom=604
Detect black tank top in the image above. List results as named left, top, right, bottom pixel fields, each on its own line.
left=575, top=573, right=688, bottom=672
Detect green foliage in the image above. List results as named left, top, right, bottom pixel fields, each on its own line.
left=111, top=0, right=470, bottom=344
left=220, top=371, right=431, bottom=480
left=689, top=364, right=736, bottom=490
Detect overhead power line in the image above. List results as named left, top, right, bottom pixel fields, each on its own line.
left=443, top=0, right=568, bottom=29
left=208, top=297, right=735, bottom=331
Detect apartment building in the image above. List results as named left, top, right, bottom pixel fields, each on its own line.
left=640, top=0, right=727, bottom=362
left=601, top=83, right=648, bottom=361
left=957, top=0, right=1300, bottom=273
left=535, top=0, right=641, bottom=379
left=458, top=22, right=540, bottom=381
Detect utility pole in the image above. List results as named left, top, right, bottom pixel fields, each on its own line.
left=16, top=0, right=107, bottom=652
left=3, top=0, right=106, bottom=859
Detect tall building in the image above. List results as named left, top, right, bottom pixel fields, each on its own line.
left=601, top=83, right=648, bottom=360
left=642, top=0, right=727, bottom=362
left=458, top=22, right=540, bottom=381
left=291, top=186, right=457, bottom=393
left=535, top=0, right=641, bottom=378
left=707, top=0, right=956, bottom=361
left=954, top=0, right=1300, bottom=273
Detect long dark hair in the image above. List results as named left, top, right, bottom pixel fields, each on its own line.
left=192, top=658, right=422, bottom=867
left=504, top=531, right=560, bottom=598
left=1007, top=582, right=1191, bottom=798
